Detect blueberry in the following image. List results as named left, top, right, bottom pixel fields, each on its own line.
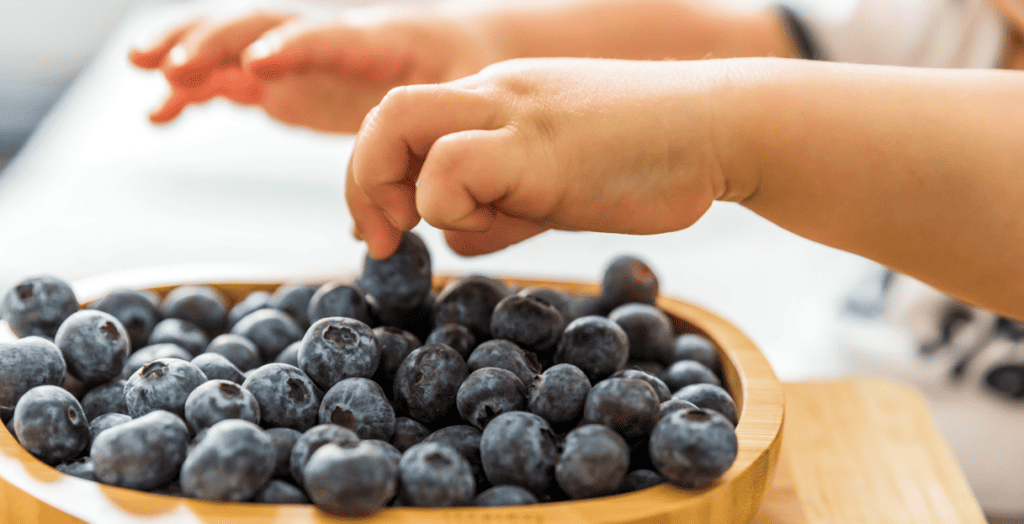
left=299, top=317, right=379, bottom=391
left=480, top=411, right=559, bottom=495
left=457, top=368, right=526, bottom=430
left=466, top=339, right=540, bottom=388
left=376, top=294, right=436, bottom=343
left=649, top=408, right=737, bottom=489
left=600, top=255, right=659, bottom=311
left=364, top=439, right=403, bottom=471
left=371, top=326, right=421, bottom=385
left=184, top=379, right=260, bottom=434
left=265, top=427, right=302, bottom=480
left=393, top=343, right=468, bottom=425
left=159, top=284, right=228, bottom=337
left=399, top=442, right=475, bottom=507
left=617, top=468, right=665, bottom=493
left=583, top=377, right=660, bottom=444
left=91, top=410, right=189, bottom=490
left=180, top=419, right=276, bottom=501
left=88, top=412, right=132, bottom=443
left=390, top=416, right=430, bottom=452
left=518, top=287, right=575, bottom=325
left=425, top=323, right=476, bottom=360
left=80, top=378, right=128, bottom=420
left=659, top=399, right=699, bottom=419
left=554, top=315, right=629, bottom=382
left=4, top=418, right=16, bottom=443
left=275, top=340, right=301, bottom=367
left=227, top=290, right=271, bottom=330
left=121, top=342, right=192, bottom=377
left=290, top=424, right=359, bottom=488
left=472, top=485, right=539, bottom=506
left=189, top=353, right=245, bottom=384
left=306, top=282, right=372, bottom=326
left=251, top=479, right=310, bottom=504
left=149, top=318, right=209, bottom=357
left=423, top=425, right=485, bottom=488
left=434, top=275, right=511, bottom=342
left=56, top=457, right=96, bottom=481
left=241, top=363, right=320, bottom=431
left=2, top=276, right=79, bottom=339
left=671, top=333, right=719, bottom=369
left=12, top=385, right=89, bottom=465
left=627, top=360, right=665, bottom=377
left=612, top=369, right=672, bottom=402
left=490, top=294, right=565, bottom=355
left=660, top=360, right=720, bottom=392
left=527, top=363, right=591, bottom=428
left=90, top=289, right=161, bottom=350
left=608, top=303, right=675, bottom=363
left=231, top=309, right=304, bottom=362
left=567, top=294, right=605, bottom=321
left=205, top=334, right=261, bottom=372
left=124, top=358, right=207, bottom=418
left=269, top=284, right=318, bottom=328
left=0, top=336, right=66, bottom=422
left=555, top=424, right=630, bottom=499
left=319, top=377, right=395, bottom=441
left=671, top=383, right=738, bottom=425
left=305, top=441, right=398, bottom=516
left=358, top=231, right=433, bottom=327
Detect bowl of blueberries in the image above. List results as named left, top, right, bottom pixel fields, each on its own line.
left=0, top=232, right=784, bottom=524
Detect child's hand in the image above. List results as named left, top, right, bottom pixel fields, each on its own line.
left=128, top=7, right=501, bottom=132
left=346, top=57, right=753, bottom=259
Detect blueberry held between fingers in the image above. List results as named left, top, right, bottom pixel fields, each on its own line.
left=358, top=231, right=433, bottom=327
left=299, top=317, right=379, bottom=391
left=304, top=441, right=398, bottom=516
left=490, top=294, right=565, bottom=355
left=480, top=411, right=560, bottom=495
left=159, top=284, right=228, bottom=337
left=433, top=275, right=511, bottom=341
left=2, top=275, right=79, bottom=339
left=554, top=315, right=629, bottom=382
left=649, top=407, right=738, bottom=489
left=205, top=334, right=261, bottom=372
left=91, top=410, right=189, bottom=490
left=91, top=289, right=161, bottom=350
left=472, top=485, right=539, bottom=506
left=0, top=336, right=66, bottom=422
left=671, top=383, right=738, bottom=425
left=583, top=377, right=661, bottom=444
left=393, top=343, right=468, bottom=425
left=609, top=303, right=676, bottom=363
left=12, top=385, right=89, bottom=465
left=124, top=358, right=207, bottom=418
left=456, top=367, right=526, bottom=430
left=149, top=318, right=208, bottom=357
left=555, top=424, right=630, bottom=499
left=241, top=363, right=320, bottom=431
left=180, top=419, right=276, bottom=501
left=527, top=363, right=591, bottom=428
left=318, top=377, right=395, bottom=441
left=290, top=424, right=360, bottom=489
left=188, top=352, right=245, bottom=384
left=184, top=379, right=261, bottom=434
left=231, top=309, right=305, bottom=363
left=399, top=442, right=475, bottom=507
left=306, top=282, right=372, bottom=326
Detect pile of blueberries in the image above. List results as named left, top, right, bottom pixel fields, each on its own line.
left=0, top=232, right=739, bottom=517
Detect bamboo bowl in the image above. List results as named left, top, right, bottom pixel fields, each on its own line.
left=0, top=274, right=784, bottom=524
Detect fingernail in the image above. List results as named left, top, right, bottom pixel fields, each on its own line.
left=168, top=45, right=188, bottom=67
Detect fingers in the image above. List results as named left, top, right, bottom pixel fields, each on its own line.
left=443, top=215, right=549, bottom=257
left=346, top=158, right=405, bottom=260
left=130, top=20, right=200, bottom=69
left=148, top=67, right=262, bottom=124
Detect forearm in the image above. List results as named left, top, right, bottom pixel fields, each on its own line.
left=717, top=58, right=1024, bottom=319
left=437, top=0, right=794, bottom=62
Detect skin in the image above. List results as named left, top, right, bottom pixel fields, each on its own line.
left=131, top=0, right=1024, bottom=320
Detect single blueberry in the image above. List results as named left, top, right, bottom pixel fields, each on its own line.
left=671, top=333, right=719, bottom=370
left=608, top=303, right=676, bottom=363
left=265, top=426, right=302, bottom=480
left=205, top=334, right=262, bottom=372
left=393, top=343, right=468, bottom=425
left=269, top=284, right=318, bottom=328
left=527, top=363, right=591, bottom=428
left=399, top=442, right=475, bottom=507
left=91, top=410, right=189, bottom=490
left=466, top=339, right=540, bottom=388
left=555, top=424, right=630, bottom=499
left=371, top=326, right=421, bottom=387
left=567, top=294, right=605, bottom=321
left=659, top=399, right=699, bottom=420
left=275, top=340, right=301, bottom=367
left=180, top=419, right=276, bottom=501
left=242, top=363, right=321, bottom=431
left=617, top=468, right=665, bottom=494
left=0, top=336, right=66, bottom=422
left=189, top=353, right=246, bottom=384
left=251, top=479, right=310, bottom=504
left=671, top=383, right=738, bottom=426
left=649, top=407, right=738, bottom=489
left=660, top=360, right=721, bottom=392
left=290, top=424, right=359, bottom=489
left=490, top=294, right=565, bottom=355
left=612, top=369, right=672, bottom=402
left=159, top=284, right=228, bottom=337
left=363, top=439, right=403, bottom=471
left=519, top=287, right=575, bottom=324
left=433, top=275, right=511, bottom=342
left=456, top=367, right=526, bottom=430
left=390, top=416, right=430, bottom=452
left=227, top=290, right=271, bottom=330
left=231, top=309, right=304, bottom=363
left=121, top=342, right=192, bottom=378
left=299, top=317, right=379, bottom=391
left=600, top=255, right=659, bottom=311
left=2, top=276, right=79, bottom=339
left=357, top=231, right=433, bottom=327
left=184, top=379, right=261, bottom=434
left=149, top=318, right=209, bottom=357
left=318, top=377, right=395, bottom=441
left=12, top=385, right=89, bottom=465
left=480, top=411, right=559, bottom=495
left=583, top=377, right=660, bottom=444
left=628, top=360, right=666, bottom=377
left=123, top=358, right=207, bottom=419
left=306, top=282, right=372, bottom=326
left=88, top=412, right=132, bottom=443
left=305, top=441, right=398, bottom=516
left=90, top=289, right=161, bottom=350
left=554, top=315, right=629, bottom=383
left=425, top=323, right=476, bottom=360
left=423, top=425, right=485, bottom=488
left=80, top=378, right=128, bottom=421
left=472, top=485, right=539, bottom=506
left=56, top=457, right=96, bottom=482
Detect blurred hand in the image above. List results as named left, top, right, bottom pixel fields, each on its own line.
left=129, top=7, right=501, bottom=132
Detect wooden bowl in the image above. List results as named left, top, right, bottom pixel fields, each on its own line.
left=0, top=275, right=784, bottom=524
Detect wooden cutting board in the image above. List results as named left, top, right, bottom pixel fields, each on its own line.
left=752, top=379, right=987, bottom=524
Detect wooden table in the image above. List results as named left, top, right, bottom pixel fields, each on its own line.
left=752, top=379, right=987, bottom=524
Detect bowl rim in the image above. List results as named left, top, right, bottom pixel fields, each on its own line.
left=0, top=274, right=784, bottom=524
